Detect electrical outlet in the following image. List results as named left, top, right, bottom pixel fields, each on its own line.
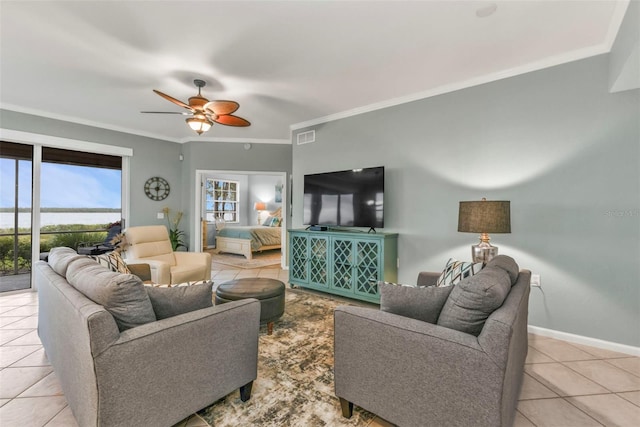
left=531, top=274, right=541, bottom=287
left=157, top=212, right=164, bottom=219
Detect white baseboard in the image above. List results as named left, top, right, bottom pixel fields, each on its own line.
left=528, top=325, right=640, bottom=357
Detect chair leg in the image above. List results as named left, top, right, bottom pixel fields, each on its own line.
left=240, top=381, right=253, bottom=402
left=267, top=321, right=274, bottom=335
left=339, top=397, right=353, bottom=418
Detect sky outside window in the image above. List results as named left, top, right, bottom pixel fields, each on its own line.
left=0, top=160, right=121, bottom=208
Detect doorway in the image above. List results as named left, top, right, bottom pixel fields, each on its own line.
left=194, top=169, right=287, bottom=269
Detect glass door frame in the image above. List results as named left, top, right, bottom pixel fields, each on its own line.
left=0, top=128, right=132, bottom=290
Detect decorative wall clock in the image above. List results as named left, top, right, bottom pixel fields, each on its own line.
left=144, top=176, right=170, bottom=201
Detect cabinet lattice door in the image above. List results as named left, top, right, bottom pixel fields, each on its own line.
left=355, top=240, right=381, bottom=297
left=290, top=234, right=308, bottom=283
left=309, top=236, right=329, bottom=287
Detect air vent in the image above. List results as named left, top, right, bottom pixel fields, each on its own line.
left=297, top=130, right=315, bottom=145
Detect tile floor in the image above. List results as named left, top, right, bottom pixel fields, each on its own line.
left=0, top=262, right=639, bottom=427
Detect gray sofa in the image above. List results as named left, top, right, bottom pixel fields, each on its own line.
left=334, top=256, right=531, bottom=427
left=36, top=247, right=260, bottom=427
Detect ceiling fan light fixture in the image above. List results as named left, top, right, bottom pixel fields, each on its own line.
left=186, top=116, right=212, bottom=135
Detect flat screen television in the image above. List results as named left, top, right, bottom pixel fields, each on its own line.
left=303, top=166, right=384, bottom=229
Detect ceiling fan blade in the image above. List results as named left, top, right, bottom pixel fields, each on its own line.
left=204, top=100, right=239, bottom=115
left=141, top=111, right=193, bottom=115
left=153, top=90, right=193, bottom=111
left=213, top=115, right=251, bottom=127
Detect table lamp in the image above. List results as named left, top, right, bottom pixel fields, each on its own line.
left=254, top=202, right=267, bottom=225
left=458, top=198, right=511, bottom=263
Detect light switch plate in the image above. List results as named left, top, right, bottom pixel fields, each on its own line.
left=157, top=212, right=164, bottom=219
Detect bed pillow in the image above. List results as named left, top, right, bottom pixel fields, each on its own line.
left=380, top=282, right=453, bottom=324
left=262, top=216, right=275, bottom=226
left=144, top=280, right=214, bottom=319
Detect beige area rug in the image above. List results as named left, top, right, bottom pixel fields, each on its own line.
left=210, top=249, right=281, bottom=269
left=189, top=289, right=375, bottom=427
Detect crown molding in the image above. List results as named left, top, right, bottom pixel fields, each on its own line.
left=178, top=136, right=291, bottom=145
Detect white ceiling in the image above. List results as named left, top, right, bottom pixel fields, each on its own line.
left=0, top=1, right=629, bottom=144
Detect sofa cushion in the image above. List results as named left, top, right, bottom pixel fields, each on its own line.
left=380, top=282, right=454, bottom=324
left=485, top=254, right=519, bottom=284
left=66, top=257, right=156, bottom=331
left=144, top=280, right=213, bottom=319
left=89, top=251, right=131, bottom=274
left=48, top=247, right=86, bottom=277
left=436, top=258, right=484, bottom=287
left=437, top=264, right=513, bottom=336
left=378, top=280, right=418, bottom=288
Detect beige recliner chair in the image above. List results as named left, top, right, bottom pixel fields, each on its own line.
left=123, top=225, right=211, bottom=284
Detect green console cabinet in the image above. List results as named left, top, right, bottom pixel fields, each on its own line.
left=288, top=229, right=398, bottom=303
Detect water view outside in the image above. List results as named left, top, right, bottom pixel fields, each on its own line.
left=0, top=211, right=121, bottom=229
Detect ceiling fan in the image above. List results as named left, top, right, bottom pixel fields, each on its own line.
left=141, top=79, right=250, bottom=135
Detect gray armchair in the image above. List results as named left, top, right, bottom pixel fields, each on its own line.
left=334, top=264, right=531, bottom=427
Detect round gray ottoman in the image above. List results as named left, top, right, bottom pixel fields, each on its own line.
left=215, top=278, right=285, bottom=335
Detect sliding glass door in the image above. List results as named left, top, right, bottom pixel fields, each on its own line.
left=0, top=142, right=33, bottom=292
left=0, top=140, right=125, bottom=293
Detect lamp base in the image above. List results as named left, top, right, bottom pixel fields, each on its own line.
left=471, top=243, right=498, bottom=264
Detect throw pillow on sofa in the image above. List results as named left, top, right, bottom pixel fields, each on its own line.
left=379, top=281, right=454, bottom=324
left=66, top=257, right=156, bottom=331
left=89, top=251, right=131, bottom=274
left=436, top=258, right=484, bottom=287
left=48, top=247, right=86, bottom=277
left=437, top=255, right=519, bottom=336
left=144, top=280, right=214, bottom=319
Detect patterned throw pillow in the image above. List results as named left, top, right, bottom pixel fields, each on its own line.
left=89, top=251, right=131, bottom=274
left=436, top=258, right=484, bottom=287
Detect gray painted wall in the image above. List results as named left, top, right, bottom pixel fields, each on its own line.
left=291, top=55, right=640, bottom=347
left=181, top=140, right=292, bottom=249
left=248, top=174, right=284, bottom=223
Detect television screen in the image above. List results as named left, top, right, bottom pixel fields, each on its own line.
left=303, top=166, right=384, bottom=229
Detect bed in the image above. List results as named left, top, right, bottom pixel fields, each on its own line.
left=216, top=225, right=282, bottom=260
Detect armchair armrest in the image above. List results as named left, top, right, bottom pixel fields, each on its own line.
left=174, top=251, right=211, bottom=265
left=93, top=299, right=260, bottom=426
left=126, top=263, right=151, bottom=282
left=122, top=258, right=171, bottom=284
left=334, top=306, right=504, bottom=427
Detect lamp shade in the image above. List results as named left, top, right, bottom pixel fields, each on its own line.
left=254, top=202, right=267, bottom=211
left=458, top=200, right=511, bottom=233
